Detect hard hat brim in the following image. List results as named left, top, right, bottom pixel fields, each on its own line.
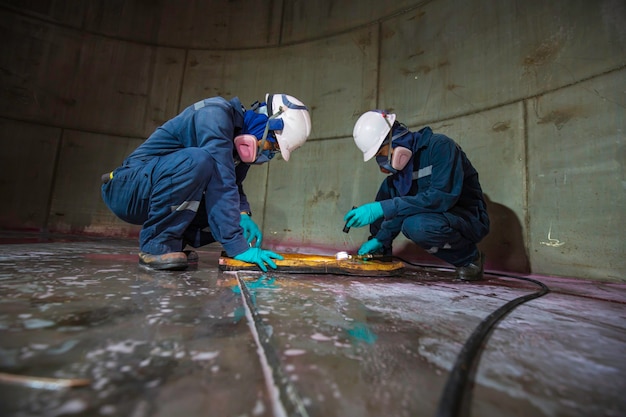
left=363, top=137, right=385, bottom=161
left=357, top=112, right=396, bottom=161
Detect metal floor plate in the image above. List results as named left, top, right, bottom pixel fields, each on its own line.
left=0, top=233, right=624, bottom=417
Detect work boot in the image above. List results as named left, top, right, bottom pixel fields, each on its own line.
left=138, top=252, right=188, bottom=271
left=184, top=250, right=199, bottom=264
left=457, top=252, right=485, bottom=281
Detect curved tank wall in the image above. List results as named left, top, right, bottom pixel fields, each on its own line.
left=0, top=0, right=624, bottom=281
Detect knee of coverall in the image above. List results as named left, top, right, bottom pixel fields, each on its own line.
left=401, top=213, right=455, bottom=248
left=155, top=147, right=214, bottom=186
left=149, top=148, right=215, bottom=206
left=401, top=213, right=479, bottom=266
left=139, top=149, right=216, bottom=255
left=147, top=147, right=215, bottom=226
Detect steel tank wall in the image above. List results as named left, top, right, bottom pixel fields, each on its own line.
left=0, top=1, right=624, bottom=281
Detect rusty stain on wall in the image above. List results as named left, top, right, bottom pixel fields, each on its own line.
left=492, top=121, right=511, bottom=132
left=355, top=33, right=372, bottom=48
left=522, top=27, right=569, bottom=73
left=523, top=34, right=563, bottom=68
left=537, top=108, right=580, bottom=130
left=309, top=190, right=340, bottom=205
left=408, top=49, right=425, bottom=59
left=407, top=10, right=426, bottom=21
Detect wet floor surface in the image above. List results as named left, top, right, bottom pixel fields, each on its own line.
left=0, top=233, right=624, bottom=417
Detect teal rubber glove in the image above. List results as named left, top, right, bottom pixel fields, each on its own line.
left=233, top=247, right=284, bottom=272
left=358, top=238, right=384, bottom=256
left=240, top=213, right=262, bottom=247
left=344, top=202, right=384, bottom=228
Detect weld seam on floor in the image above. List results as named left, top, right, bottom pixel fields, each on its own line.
left=234, top=271, right=310, bottom=417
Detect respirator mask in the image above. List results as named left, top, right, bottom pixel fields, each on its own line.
left=375, top=122, right=412, bottom=174
left=234, top=105, right=285, bottom=164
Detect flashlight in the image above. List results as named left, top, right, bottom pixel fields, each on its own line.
left=343, top=206, right=357, bottom=233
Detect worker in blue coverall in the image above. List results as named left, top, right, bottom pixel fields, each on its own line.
left=343, top=110, right=490, bottom=280
left=102, top=94, right=311, bottom=271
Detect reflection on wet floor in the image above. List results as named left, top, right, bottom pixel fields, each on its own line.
left=0, top=235, right=625, bottom=417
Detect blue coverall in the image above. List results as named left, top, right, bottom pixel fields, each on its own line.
left=372, top=127, right=490, bottom=267
left=102, top=97, right=252, bottom=257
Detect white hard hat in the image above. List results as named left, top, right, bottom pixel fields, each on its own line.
left=353, top=111, right=396, bottom=161
left=266, top=93, right=312, bottom=161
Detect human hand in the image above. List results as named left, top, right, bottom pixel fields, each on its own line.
left=240, top=213, right=262, bottom=247
left=233, top=247, right=284, bottom=272
left=357, top=238, right=384, bottom=256
left=343, top=202, right=384, bottom=228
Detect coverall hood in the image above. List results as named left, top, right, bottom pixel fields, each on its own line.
left=240, top=109, right=280, bottom=165
left=243, top=110, right=271, bottom=142
left=384, top=125, right=427, bottom=196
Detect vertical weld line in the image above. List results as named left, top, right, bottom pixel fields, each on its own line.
left=261, top=164, right=270, bottom=239
left=43, top=128, right=65, bottom=233
left=144, top=46, right=157, bottom=132
left=522, top=100, right=531, bottom=255
left=278, top=0, right=286, bottom=45
left=236, top=274, right=287, bottom=417
left=177, top=49, right=188, bottom=112
left=236, top=274, right=309, bottom=417
left=267, top=0, right=275, bottom=45
left=375, top=21, right=382, bottom=108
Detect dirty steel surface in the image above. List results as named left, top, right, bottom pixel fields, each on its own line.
left=0, top=233, right=624, bottom=417
left=218, top=251, right=406, bottom=276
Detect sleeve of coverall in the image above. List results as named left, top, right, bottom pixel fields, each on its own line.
left=194, top=105, right=250, bottom=257
left=379, top=138, right=464, bottom=222
left=371, top=178, right=403, bottom=246
left=235, top=163, right=252, bottom=214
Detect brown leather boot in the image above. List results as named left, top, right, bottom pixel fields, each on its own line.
left=139, top=252, right=188, bottom=271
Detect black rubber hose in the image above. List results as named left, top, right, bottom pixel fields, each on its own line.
left=392, top=257, right=550, bottom=417
left=435, top=274, right=549, bottom=417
